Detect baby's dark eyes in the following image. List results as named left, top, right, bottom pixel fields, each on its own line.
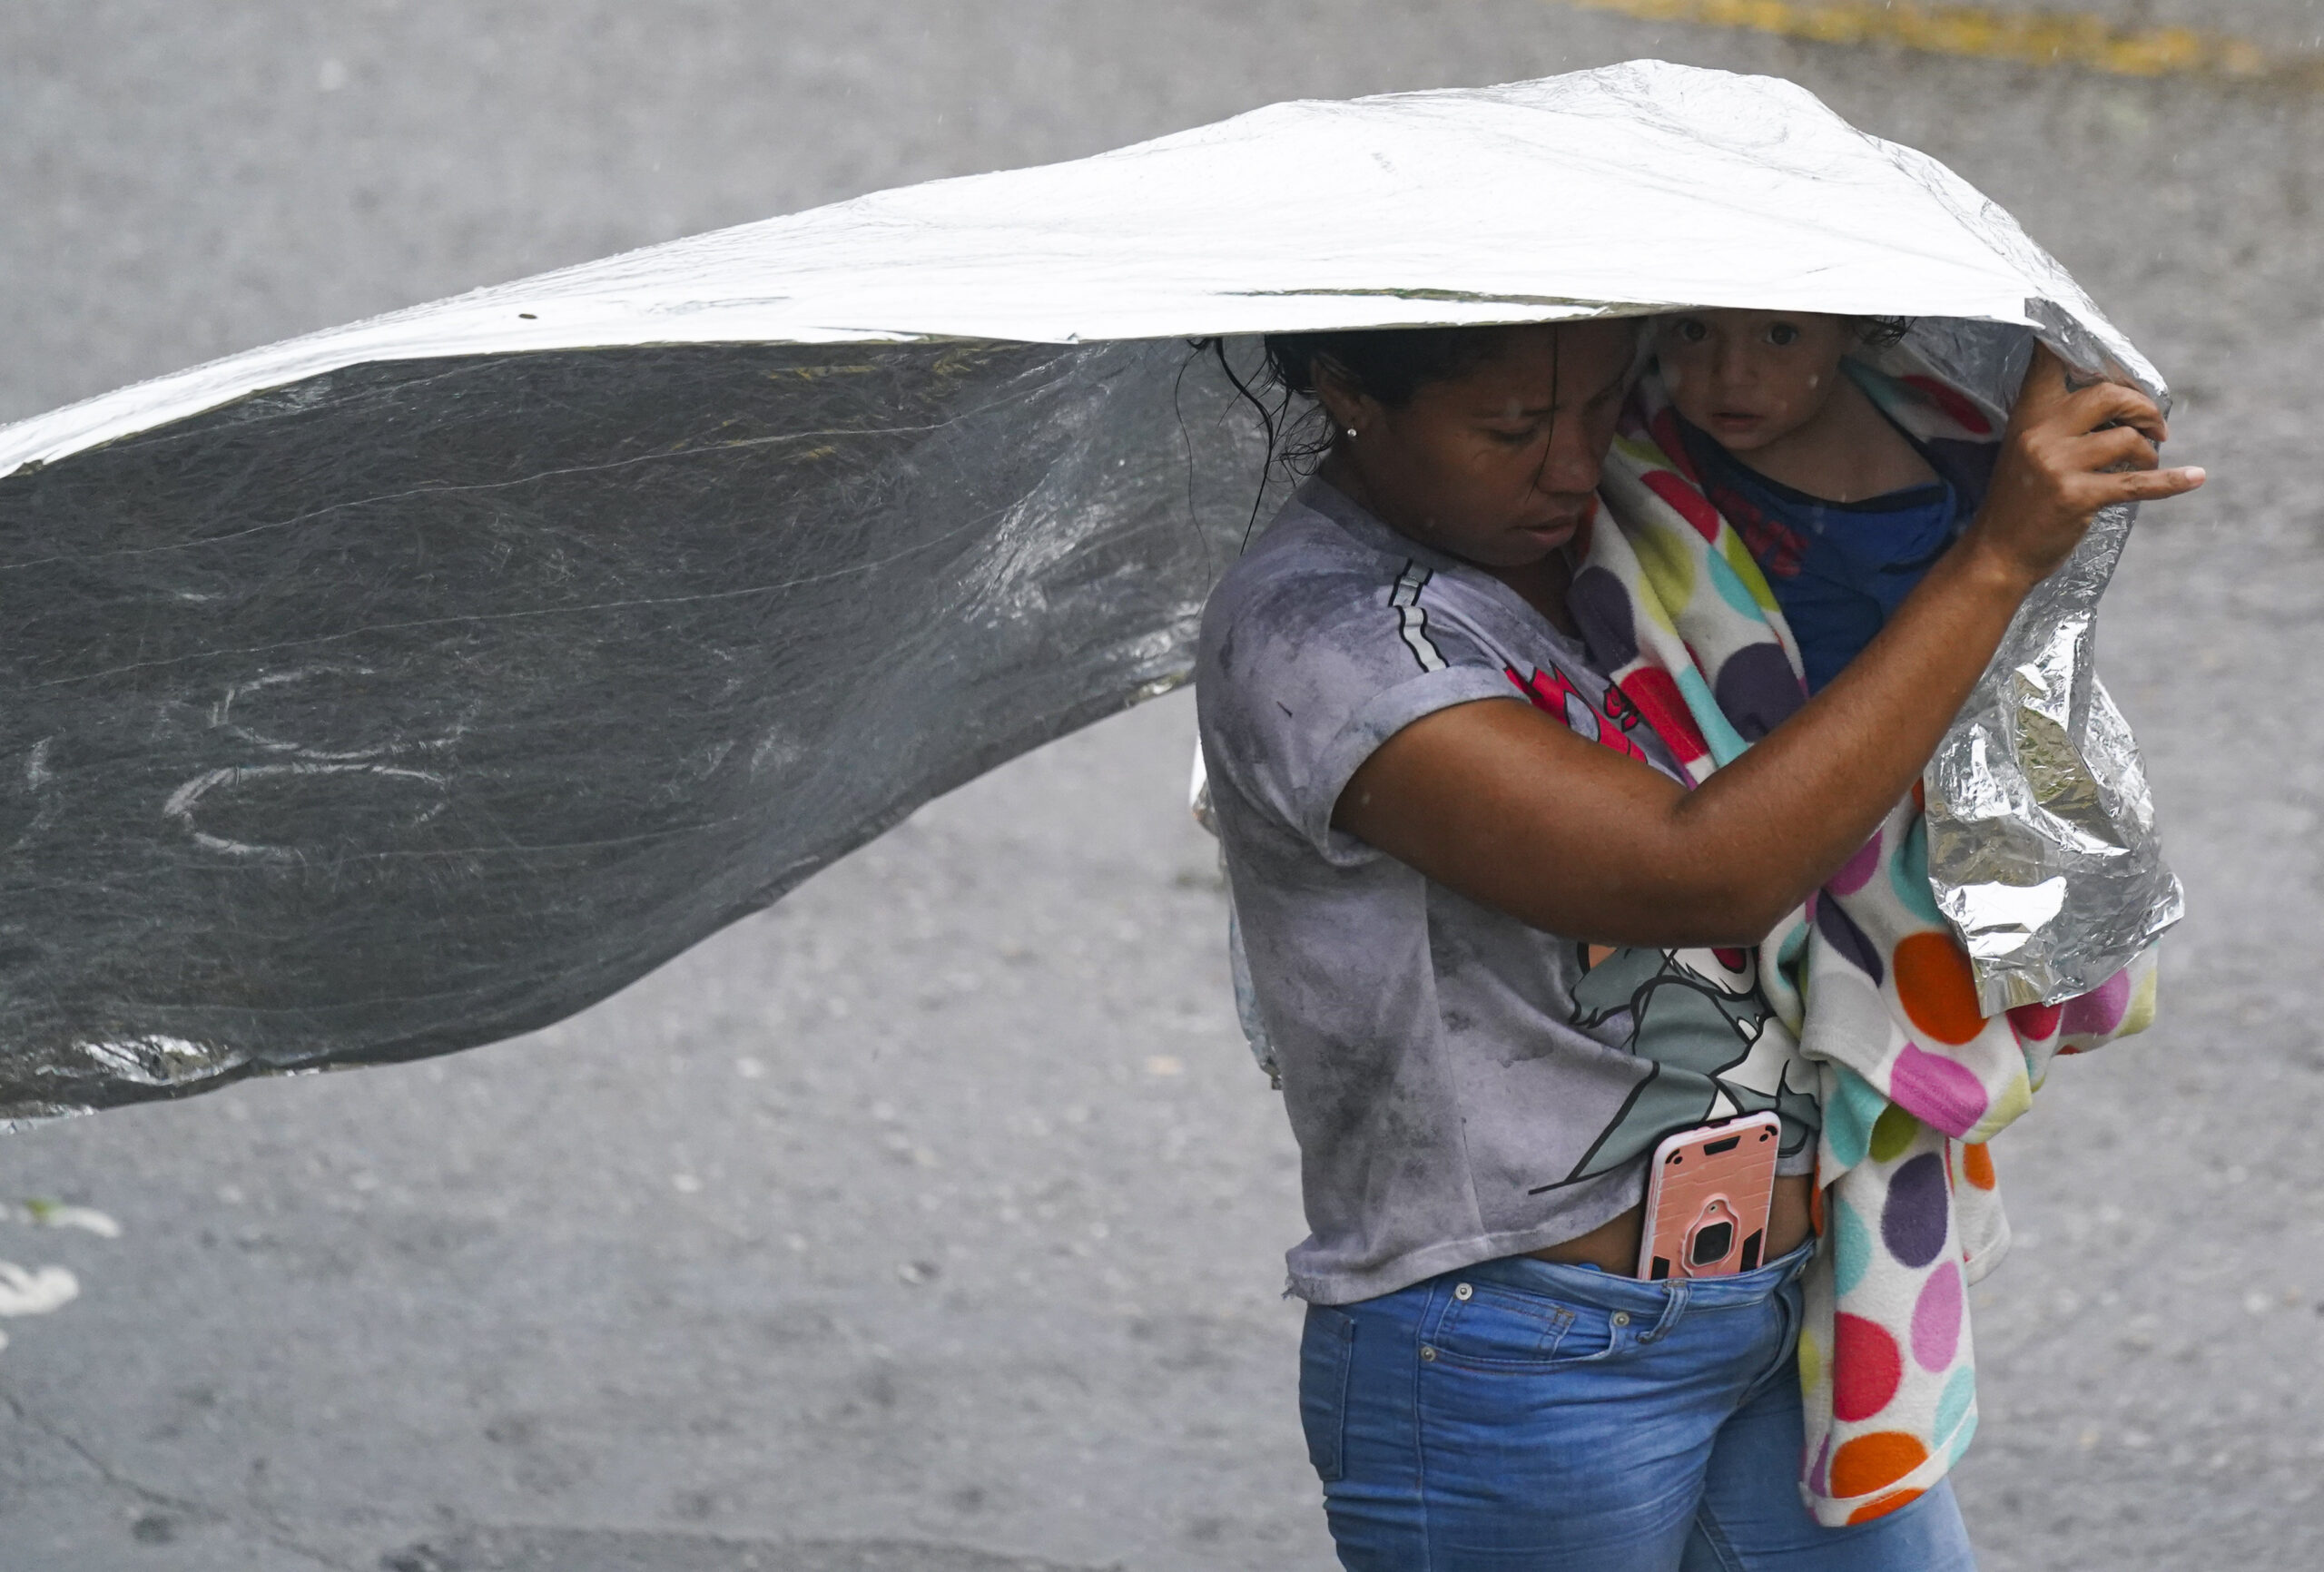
left=1767, top=323, right=1800, bottom=347
left=1675, top=319, right=1710, bottom=344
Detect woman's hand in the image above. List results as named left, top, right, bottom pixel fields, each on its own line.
left=1963, top=346, right=2204, bottom=591
left=1334, top=342, right=2205, bottom=949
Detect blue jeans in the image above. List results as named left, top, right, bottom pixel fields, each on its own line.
left=1299, top=1244, right=1975, bottom=1570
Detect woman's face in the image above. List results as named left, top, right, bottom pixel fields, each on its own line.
left=1316, top=320, right=1636, bottom=569
left=1656, top=309, right=1855, bottom=453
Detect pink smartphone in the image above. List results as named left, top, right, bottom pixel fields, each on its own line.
left=1635, top=1112, right=1782, bottom=1282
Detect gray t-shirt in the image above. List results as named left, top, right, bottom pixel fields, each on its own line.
left=1196, top=479, right=1815, bottom=1306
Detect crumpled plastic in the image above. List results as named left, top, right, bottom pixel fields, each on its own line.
left=0, top=59, right=2175, bottom=1120
left=1873, top=317, right=2181, bottom=1012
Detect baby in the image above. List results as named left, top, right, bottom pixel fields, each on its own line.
left=1654, top=311, right=1994, bottom=692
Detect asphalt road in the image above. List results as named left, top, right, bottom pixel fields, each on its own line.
left=3, top=4, right=2323, bottom=1569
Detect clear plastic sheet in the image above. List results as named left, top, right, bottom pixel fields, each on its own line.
left=0, top=341, right=1276, bottom=1120
left=0, top=60, right=2174, bottom=1118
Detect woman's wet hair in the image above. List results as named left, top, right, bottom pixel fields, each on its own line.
left=1262, top=326, right=1517, bottom=409
left=1225, top=326, right=1520, bottom=483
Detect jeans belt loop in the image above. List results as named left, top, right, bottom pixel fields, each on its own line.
left=1644, top=1277, right=1689, bottom=1342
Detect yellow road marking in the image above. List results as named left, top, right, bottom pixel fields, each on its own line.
left=1554, top=0, right=2317, bottom=84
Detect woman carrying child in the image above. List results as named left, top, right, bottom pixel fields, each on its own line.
left=1193, top=316, right=2199, bottom=1569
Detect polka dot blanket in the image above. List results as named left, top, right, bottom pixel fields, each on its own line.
left=1568, top=354, right=2161, bottom=1528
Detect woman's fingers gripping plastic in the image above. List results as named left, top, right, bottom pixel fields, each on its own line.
left=2014, top=348, right=2168, bottom=446
left=2063, top=380, right=2168, bottom=445
left=2074, top=421, right=2162, bottom=475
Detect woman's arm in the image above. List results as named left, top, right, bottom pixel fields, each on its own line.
left=1332, top=348, right=2205, bottom=948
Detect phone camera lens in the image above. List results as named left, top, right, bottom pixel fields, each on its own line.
left=1689, top=1221, right=1733, bottom=1266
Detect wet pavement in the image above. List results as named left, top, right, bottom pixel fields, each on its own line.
left=3, top=3, right=2322, bottom=1568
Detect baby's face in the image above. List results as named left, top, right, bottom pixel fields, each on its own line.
left=1656, top=310, right=1856, bottom=453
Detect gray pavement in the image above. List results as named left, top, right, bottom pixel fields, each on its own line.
left=3, top=3, right=2323, bottom=1568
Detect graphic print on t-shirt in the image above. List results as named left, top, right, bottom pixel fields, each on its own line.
left=1531, top=943, right=1820, bottom=1192
left=1366, top=550, right=1811, bottom=1193
left=1503, top=662, right=1652, bottom=763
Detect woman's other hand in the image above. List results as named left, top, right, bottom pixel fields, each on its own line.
left=1964, top=345, right=2204, bottom=591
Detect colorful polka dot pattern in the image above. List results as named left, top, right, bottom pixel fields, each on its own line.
left=1579, top=358, right=2164, bottom=1527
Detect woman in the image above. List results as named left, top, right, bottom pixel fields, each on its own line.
left=1193, top=318, right=2199, bottom=1569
